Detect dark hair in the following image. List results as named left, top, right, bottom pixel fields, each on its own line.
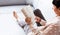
left=52, top=0, right=60, bottom=8
left=34, top=9, right=46, bottom=21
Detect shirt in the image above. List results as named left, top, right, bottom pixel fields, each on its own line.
left=40, top=16, right=60, bottom=35
left=17, top=19, right=37, bottom=35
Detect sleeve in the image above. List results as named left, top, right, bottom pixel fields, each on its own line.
left=16, top=18, right=26, bottom=27
left=40, top=19, right=46, bottom=26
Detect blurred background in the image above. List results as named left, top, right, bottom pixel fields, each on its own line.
left=0, top=0, right=56, bottom=35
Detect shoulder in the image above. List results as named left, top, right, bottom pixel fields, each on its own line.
left=46, top=16, right=60, bottom=26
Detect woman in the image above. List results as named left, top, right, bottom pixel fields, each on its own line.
left=40, top=0, right=60, bottom=35
left=28, top=0, right=60, bottom=35
left=34, top=9, right=46, bottom=26
left=13, top=11, right=37, bottom=35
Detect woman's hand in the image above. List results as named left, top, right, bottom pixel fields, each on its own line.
left=13, top=11, right=18, bottom=20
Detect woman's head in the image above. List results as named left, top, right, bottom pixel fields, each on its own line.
left=52, top=0, right=60, bottom=8
left=52, top=0, right=60, bottom=16
left=34, top=9, right=46, bottom=20
left=35, top=16, right=41, bottom=23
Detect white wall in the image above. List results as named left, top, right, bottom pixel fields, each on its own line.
left=33, top=0, right=56, bottom=21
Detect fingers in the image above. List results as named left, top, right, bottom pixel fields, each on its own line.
left=13, top=11, right=18, bottom=19
left=13, top=11, right=16, bottom=17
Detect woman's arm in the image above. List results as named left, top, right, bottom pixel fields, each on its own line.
left=13, top=11, right=26, bottom=28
